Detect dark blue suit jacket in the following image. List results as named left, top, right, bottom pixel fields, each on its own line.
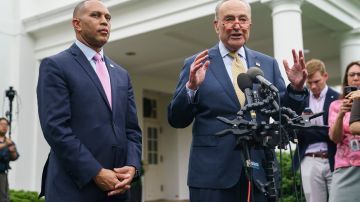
left=168, top=44, right=306, bottom=190
left=292, top=87, right=339, bottom=172
left=37, top=44, right=142, bottom=202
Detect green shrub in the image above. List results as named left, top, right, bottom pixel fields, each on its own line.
left=277, top=151, right=305, bottom=202
left=10, top=190, right=45, bottom=202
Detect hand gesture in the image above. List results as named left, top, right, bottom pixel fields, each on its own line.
left=107, top=166, right=136, bottom=196
left=186, top=50, right=210, bottom=90
left=340, top=99, right=353, bottom=115
left=346, top=90, right=360, bottom=100
left=283, top=49, right=307, bottom=91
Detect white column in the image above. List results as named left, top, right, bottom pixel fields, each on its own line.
left=262, top=0, right=304, bottom=85
left=340, top=29, right=360, bottom=75
left=0, top=0, right=21, bottom=190
left=0, top=0, right=40, bottom=192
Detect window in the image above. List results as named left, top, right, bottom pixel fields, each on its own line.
left=147, top=127, right=158, bottom=164
left=143, top=98, right=157, bottom=118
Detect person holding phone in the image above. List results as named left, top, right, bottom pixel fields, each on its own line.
left=0, top=117, right=19, bottom=202
left=328, top=61, right=360, bottom=202
left=292, top=59, right=339, bottom=202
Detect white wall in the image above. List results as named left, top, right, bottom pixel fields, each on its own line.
left=19, top=0, right=78, bottom=19
left=0, top=0, right=42, bottom=191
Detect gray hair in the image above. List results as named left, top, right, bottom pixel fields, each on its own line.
left=214, top=0, right=251, bottom=20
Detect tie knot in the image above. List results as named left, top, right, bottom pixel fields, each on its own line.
left=228, top=52, right=240, bottom=59
left=93, top=53, right=102, bottom=62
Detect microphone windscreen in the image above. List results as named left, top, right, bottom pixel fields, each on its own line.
left=247, top=67, right=264, bottom=82
left=237, top=73, right=253, bottom=91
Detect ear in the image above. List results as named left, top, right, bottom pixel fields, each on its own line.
left=72, top=18, right=81, bottom=32
left=324, top=72, right=329, bottom=81
left=213, top=20, right=220, bottom=34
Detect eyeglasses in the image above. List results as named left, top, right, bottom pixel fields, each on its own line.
left=222, top=17, right=251, bottom=28
left=347, top=72, right=360, bottom=78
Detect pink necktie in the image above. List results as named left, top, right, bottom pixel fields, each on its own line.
left=93, top=53, right=112, bottom=108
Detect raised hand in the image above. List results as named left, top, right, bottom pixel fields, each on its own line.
left=283, top=49, right=307, bottom=91
left=186, top=50, right=210, bottom=90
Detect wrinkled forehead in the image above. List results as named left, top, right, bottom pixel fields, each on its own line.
left=217, top=0, right=251, bottom=19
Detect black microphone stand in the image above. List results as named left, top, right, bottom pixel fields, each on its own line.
left=5, top=86, right=16, bottom=138
left=216, top=87, right=326, bottom=202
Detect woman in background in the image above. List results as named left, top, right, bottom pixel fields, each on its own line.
left=328, top=61, right=360, bottom=202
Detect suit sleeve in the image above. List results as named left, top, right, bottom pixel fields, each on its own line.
left=37, top=58, right=102, bottom=188
left=168, top=58, right=198, bottom=128
left=125, top=74, right=142, bottom=171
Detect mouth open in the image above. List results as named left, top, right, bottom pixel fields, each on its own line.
left=230, top=33, right=243, bottom=39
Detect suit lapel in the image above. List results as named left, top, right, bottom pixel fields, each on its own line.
left=323, top=89, right=337, bottom=124
left=245, top=47, right=258, bottom=68
left=208, top=46, right=239, bottom=107
left=105, top=57, right=117, bottom=116
left=70, top=44, right=112, bottom=111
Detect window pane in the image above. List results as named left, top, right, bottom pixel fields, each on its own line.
left=148, top=153, right=152, bottom=164
left=154, top=141, right=157, bottom=151
left=149, top=140, right=153, bottom=151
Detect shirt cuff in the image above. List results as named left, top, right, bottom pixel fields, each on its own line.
left=186, top=86, right=198, bottom=104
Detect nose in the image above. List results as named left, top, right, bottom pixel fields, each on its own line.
left=100, top=16, right=109, bottom=25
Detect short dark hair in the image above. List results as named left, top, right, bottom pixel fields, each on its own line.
left=0, top=117, right=9, bottom=125
left=73, top=0, right=91, bottom=18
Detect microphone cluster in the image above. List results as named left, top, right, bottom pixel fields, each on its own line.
left=237, top=67, right=279, bottom=112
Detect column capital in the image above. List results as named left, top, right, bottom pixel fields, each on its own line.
left=340, top=28, right=360, bottom=73
left=341, top=28, right=360, bottom=45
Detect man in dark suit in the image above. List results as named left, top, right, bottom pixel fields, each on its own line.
left=293, top=59, right=339, bottom=202
left=168, top=0, right=308, bottom=201
left=37, top=1, right=142, bottom=201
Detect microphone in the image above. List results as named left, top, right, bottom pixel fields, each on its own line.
left=237, top=73, right=254, bottom=105
left=247, top=67, right=279, bottom=93
left=237, top=73, right=256, bottom=120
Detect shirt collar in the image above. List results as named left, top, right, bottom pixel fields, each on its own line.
left=75, top=40, right=104, bottom=61
left=310, top=85, right=328, bottom=99
left=219, top=41, right=246, bottom=59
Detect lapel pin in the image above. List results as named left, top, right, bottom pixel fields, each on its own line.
left=110, top=64, right=114, bottom=68
left=255, top=62, right=260, bottom=67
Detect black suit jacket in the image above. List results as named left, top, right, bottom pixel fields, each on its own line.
left=292, top=87, right=339, bottom=171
